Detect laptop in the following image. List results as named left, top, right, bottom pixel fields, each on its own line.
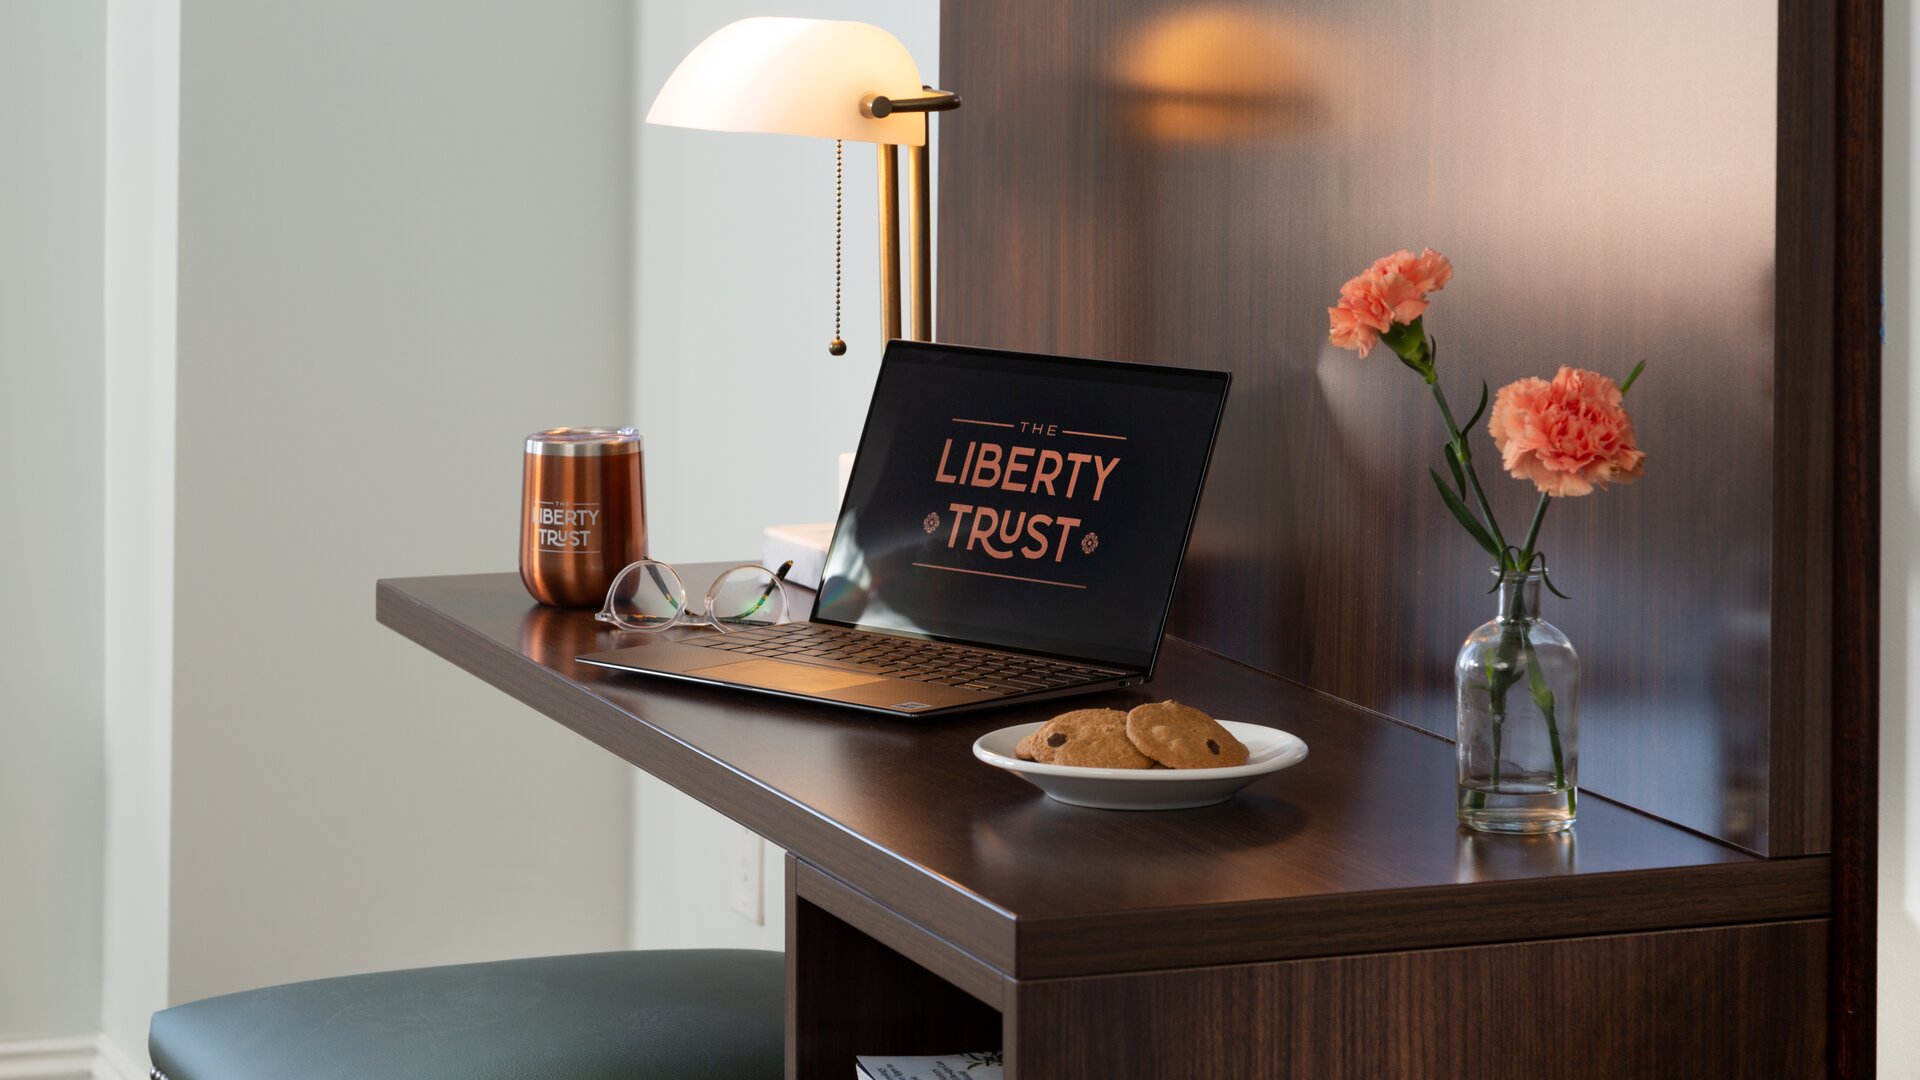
left=577, top=340, right=1231, bottom=716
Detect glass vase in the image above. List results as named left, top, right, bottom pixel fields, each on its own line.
left=1455, top=567, right=1579, bottom=833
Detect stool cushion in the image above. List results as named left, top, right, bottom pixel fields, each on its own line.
left=149, top=949, right=784, bottom=1080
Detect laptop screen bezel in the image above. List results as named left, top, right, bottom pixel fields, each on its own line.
left=807, top=339, right=1231, bottom=677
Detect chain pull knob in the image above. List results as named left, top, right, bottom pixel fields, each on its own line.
left=828, top=139, right=845, bottom=356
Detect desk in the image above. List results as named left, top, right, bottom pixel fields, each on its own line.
left=378, top=568, right=1830, bottom=1078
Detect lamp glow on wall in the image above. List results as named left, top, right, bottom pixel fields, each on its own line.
left=647, top=17, right=959, bottom=348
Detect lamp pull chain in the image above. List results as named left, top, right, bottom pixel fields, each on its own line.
left=828, top=139, right=847, bottom=356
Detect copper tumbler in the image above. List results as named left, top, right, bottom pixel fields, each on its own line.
left=520, top=427, right=647, bottom=607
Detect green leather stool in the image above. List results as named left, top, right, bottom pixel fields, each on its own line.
left=147, top=949, right=785, bottom=1080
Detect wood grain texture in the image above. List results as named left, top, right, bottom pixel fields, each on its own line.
left=1772, top=0, right=1839, bottom=863
left=787, top=862, right=1002, bottom=1080
left=794, top=859, right=1007, bottom=1010
left=377, top=572, right=1827, bottom=979
left=1828, top=0, right=1882, bottom=1072
left=1005, top=920, right=1829, bottom=1080
left=936, top=0, right=1836, bottom=857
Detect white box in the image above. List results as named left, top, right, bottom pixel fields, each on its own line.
left=762, top=521, right=833, bottom=591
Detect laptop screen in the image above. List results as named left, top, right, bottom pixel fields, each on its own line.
left=813, top=342, right=1230, bottom=671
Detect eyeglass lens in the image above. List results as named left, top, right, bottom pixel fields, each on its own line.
left=605, top=561, right=687, bottom=630
left=706, top=566, right=788, bottom=629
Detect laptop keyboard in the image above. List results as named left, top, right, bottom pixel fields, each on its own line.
left=682, top=622, right=1124, bottom=696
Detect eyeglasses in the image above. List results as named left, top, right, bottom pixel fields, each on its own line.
left=595, top=559, right=793, bottom=633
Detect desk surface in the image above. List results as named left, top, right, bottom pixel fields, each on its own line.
left=377, top=568, right=1827, bottom=980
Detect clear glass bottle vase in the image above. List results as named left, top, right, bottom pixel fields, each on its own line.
left=1456, top=566, right=1579, bottom=833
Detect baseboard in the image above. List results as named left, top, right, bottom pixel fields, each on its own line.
left=0, top=1037, right=96, bottom=1080
left=90, top=1038, right=145, bottom=1080
left=0, top=1036, right=145, bottom=1080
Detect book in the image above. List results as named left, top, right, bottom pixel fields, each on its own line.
left=855, top=1051, right=1004, bottom=1080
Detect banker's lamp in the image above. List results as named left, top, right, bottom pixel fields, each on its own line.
left=646, top=17, right=959, bottom=352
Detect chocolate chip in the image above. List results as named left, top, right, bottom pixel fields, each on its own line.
left=1047, top=733, right=1067, bottom=747
left=1206, top=739, right=1221, bottom=755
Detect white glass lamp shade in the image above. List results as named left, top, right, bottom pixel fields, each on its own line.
left=646, top=17, right=929, bottom=146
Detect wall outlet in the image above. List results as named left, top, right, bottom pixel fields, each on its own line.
left=730, top=827, right=766, bottom=925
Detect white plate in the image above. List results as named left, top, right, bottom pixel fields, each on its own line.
left=972, top=720, right=1308, bottom=810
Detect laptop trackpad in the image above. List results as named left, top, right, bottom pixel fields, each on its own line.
left=688, top=658, right=889, bottom=694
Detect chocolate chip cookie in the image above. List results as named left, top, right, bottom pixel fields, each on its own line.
left=1022, top=708, right=1152, bottom=768
left=1125, top=700, right=1249, bottom=768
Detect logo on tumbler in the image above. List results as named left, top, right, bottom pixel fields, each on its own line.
left=535, top=501, right=602, bottom=554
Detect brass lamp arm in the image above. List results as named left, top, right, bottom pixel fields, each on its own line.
left=860, top=88, right=962, bottom=118
left=862, top=86, right=960, bottom=344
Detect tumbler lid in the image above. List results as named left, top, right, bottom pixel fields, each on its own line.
left=525, top=427, right=643, bottom=457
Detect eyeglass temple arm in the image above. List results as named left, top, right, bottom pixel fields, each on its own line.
left=734, top=560, right=795, bottom=621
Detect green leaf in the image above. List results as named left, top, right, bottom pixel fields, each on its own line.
left=1541, top=565, right=1572, bottom=600
left=1430, top=468, right=1501, bottom=557
left=1443, top=442, right=1467, bottom=497
left=1504, top=545, right=1529, bottom=573
left=1620, top=359, right=1647, bottom=395
left=1464, top=380, right=1490, bottom=431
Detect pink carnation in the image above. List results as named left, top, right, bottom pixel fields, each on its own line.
left=1371, top=247, right=1454, bottom=295
left=1327, top=247, right=1453, bottom=356
left=1328, top=303, right=1381, bottom=354
left=1488, top=366, right=1646, bottom=497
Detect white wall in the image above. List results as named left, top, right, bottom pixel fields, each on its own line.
left=100, top=0, right=179, bottom=1064
left=1883, top=0, right=1919, bottom=1066
left=167, top=0, right=637, bottom=1004
left=0, top=0, right=108, bottom=1042
left=628, top=0, right=940, bottom=953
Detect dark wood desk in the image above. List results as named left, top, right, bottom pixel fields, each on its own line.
left=378, top=569, right=1831, bottom=1078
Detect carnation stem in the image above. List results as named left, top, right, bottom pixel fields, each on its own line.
left=1404, top=331, right=1601, bottom=823
left=1407, top=327, right=1575, bottom=818
left=1519, top=493, right=1551, bottom=566
left=1496, top=502, right=1571, bottom=810
left=1427, top=378, right=1511, bottom=558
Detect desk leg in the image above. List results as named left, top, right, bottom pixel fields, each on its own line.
left=786, top=855, right=1004, bottom=1080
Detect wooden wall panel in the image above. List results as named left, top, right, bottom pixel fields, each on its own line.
left=1770, top=0, right=1838, bottom=866
left=937, top=0, right=1835, bottom=854
left=1828, top=0, right=1883, bottom=1069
